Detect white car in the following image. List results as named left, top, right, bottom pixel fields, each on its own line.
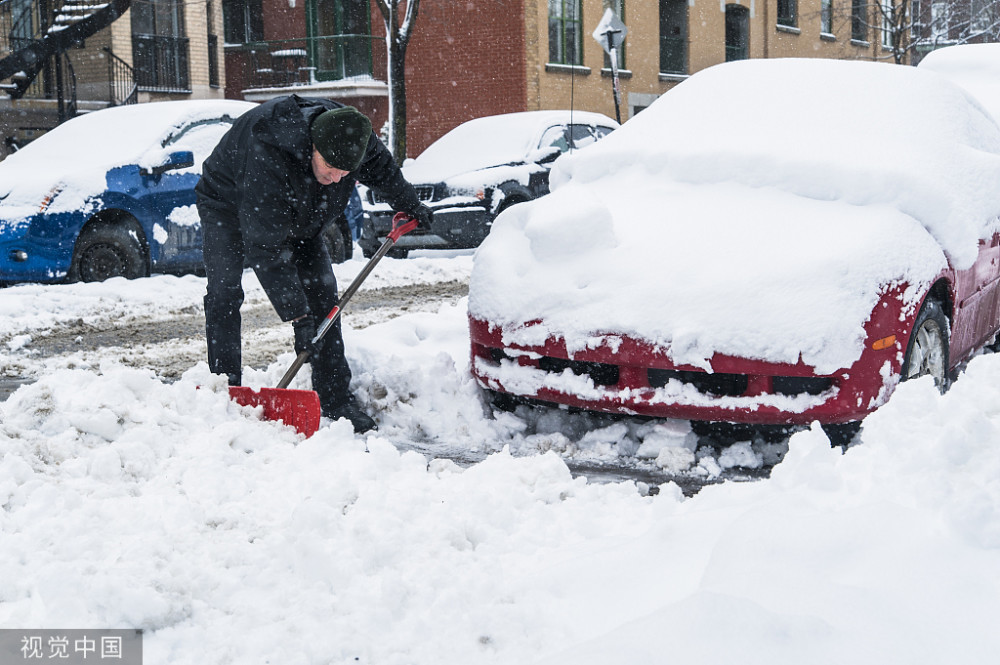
left=360, top=110, right=619, bottom=257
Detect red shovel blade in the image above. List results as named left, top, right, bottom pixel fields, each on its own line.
left=229, top=386, right=322, bottom=437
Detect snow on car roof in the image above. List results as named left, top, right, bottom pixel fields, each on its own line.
left=402, top=110, right=618, bottom=183
left=918, top=43, right=1000, bottom=124
left=0, top=100, right=256, bottom=214
left=469, top=58, right=1000, bottom=375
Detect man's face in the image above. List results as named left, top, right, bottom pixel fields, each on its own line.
left=311, top=147, right=351, bottom=185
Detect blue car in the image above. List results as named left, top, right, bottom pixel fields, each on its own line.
left=0, top=100, right=260, bottom=284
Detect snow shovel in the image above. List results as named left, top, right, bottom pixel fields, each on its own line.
left=229, top=212, right=419, bottom=436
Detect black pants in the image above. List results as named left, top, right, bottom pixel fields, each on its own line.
left=200, top=211, right=352, bottom=411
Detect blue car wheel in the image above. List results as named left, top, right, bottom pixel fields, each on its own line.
left=68, top=221, right=148, bottom=283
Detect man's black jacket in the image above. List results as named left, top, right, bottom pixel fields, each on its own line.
left=196, top=94, right=420, bottom=321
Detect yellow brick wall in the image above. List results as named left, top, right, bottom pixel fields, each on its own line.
left=529, top=0, right=900, bottom=121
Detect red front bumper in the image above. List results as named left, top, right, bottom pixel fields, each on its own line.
left=469, top=316, right=902, bottom=426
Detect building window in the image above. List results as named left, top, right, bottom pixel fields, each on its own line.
left=207, top=0, right=220, bottom=87
left=307, top=0, right=372, bottom=81
left=852, top=0, right=868, bottom=41
left=549, top=0, right=583, bottom=65
left=222, top=0, right=263, bottom=44
left=132, top=0, right=190, bottom=91
left=777, top=0, right=797, bottom=28
left=659, top=0, right=688, bottom=74
left=881, top=0, right=894, bottom=47
left=911, top=0, right=922, bottom=36
left=725, top=4, right=750, bottom=61
left=601, top=0, right=626, bottom=70
left=931, top=1, right=948, bottom=39
left=821, top=0, right=833, bottom=34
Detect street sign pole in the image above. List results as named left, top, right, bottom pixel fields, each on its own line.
left=592, top=9, right=628, bottom=125
left=605, top=33, right=622, bottom=124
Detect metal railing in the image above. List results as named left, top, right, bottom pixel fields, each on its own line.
left=234, top=34, right=382, bottom=90
left=133, top=33, right=190, bottom=92
left=104, top=46, right=136, bottom=105
left=1, top=0, right=36, bottom=56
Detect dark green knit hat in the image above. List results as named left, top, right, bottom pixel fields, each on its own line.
left=310, top=106, right=372, bottom=171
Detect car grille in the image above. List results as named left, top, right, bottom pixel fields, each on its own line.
left=369, top=185, right=435, bottom=204
left=648, top=369, right=747, bottom=396
left=482, top=346, right=833, bottom=398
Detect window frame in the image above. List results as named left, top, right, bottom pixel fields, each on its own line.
left=777, top=0, right=798, bottom=28
left=222, top=0, right=263, bottom=45
left=549, top=0, right=584, bottom=66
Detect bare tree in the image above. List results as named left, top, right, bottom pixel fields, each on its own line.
left=373, top=0, right=422, bottom=164
left=814, top=0, right=1000, bottom=64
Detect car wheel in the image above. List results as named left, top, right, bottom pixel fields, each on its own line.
left=69, top=221, right=147, bottom=283
left=387, top=248, right=409, bottom=259
left=821, top=422, right=862, bottom=448
left=901, top=298, right=950, bottom=391
left=322, top=224, right=349, bottom=264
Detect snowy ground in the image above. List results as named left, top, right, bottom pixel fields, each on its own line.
left=2, top=250, right=1000, bottom=664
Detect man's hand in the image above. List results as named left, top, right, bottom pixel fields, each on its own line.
left=293, top=316, right=324, bottom=358
left=410, top=203, right=434, bottom=231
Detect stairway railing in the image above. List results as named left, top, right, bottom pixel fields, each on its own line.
left=104, top=46, right=137, bottom=106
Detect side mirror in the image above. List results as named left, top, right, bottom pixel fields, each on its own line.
left=141, top=150, right=195, bottom=176
left=529, top=146, right=563, bottom=164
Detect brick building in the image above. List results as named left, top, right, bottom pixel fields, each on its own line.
left=223, top=0, right=917, bottom=158
left=1, top=0, right=225, bottom=158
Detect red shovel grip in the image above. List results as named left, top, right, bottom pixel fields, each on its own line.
left=388, top=211, right=419, bottom=242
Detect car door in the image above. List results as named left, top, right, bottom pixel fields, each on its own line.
left=949, top=231, right=1000, bottom=361
left=144, top=118, right=237, bottom=269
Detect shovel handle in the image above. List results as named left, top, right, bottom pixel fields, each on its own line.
left=276, top=212, right=419, bottom=389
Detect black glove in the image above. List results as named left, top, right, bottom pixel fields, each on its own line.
left=293, top=316, right=324, bottom=358
left=410, top=203, right=433, bottom=231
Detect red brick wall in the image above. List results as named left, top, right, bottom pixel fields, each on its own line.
left=392, top=0, right=526, bottom=155
left=225, top=0, right=527, bottom=158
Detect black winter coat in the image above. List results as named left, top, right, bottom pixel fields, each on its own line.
left=195, top=94, right=420, bottom=321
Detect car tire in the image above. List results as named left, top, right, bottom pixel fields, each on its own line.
left=387, top=248, right=409, bottom=259
left=901, top=298, right=950, bottom=392
left=322, top=224, right=349, bottom=264
left=821, top=422, right=862, bottom=447
left=68, top=221, right=147, bottom=283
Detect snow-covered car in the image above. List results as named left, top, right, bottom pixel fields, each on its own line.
left=0, top=99, right=355, bottom=284
left=360, top=110, right=619, bottom=258
left=468, top=58, right=1000, bottom=443
left=918, top=43, right=1000, bottom=121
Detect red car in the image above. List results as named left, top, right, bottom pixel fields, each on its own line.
left=468, top=58, right=1000, bottom=443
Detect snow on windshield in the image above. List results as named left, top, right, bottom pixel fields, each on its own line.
left=469, top=58, right=1000, bottom=374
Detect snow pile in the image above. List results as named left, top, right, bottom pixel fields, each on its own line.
left=3, top=328, right=1000, bottom=664
left=469, top=58, right=1000, bottom=373
left=918, top=43, right=1000, bottom=124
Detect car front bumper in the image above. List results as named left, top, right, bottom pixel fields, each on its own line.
left=361, top=204, right=492, bottom=253
left=469, top=316, right=901, bottom=426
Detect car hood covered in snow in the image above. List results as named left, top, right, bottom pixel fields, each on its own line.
left=0, top=100, right=256, bottom=218
left=469, top=58, right=1000, bottom=375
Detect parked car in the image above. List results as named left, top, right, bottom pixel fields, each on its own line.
left=918, top=43, right=1000, bottom=121
left=0, top=99, right=357, bottom=285
left=360, top=110, right=619, bottom=258
left=467, top=58, right=1000, bottom=444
